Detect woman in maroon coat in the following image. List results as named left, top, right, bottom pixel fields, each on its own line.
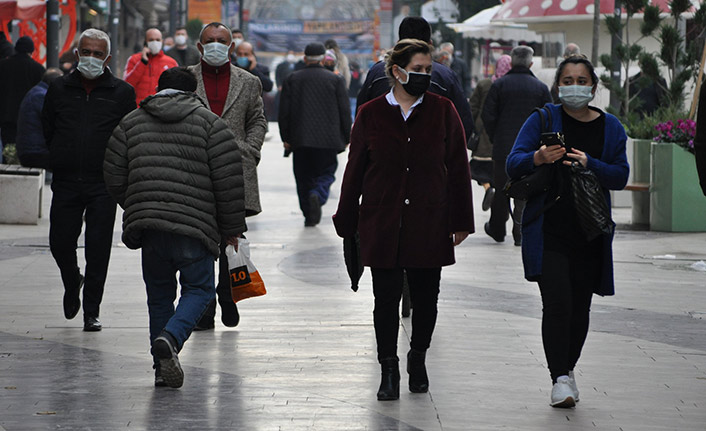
left=333, top=39, right=474, bottom=401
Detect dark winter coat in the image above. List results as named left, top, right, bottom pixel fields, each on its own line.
left=507, top=103, right=629, bottom=296
left=482, top=66, right=552, bottom=161
left=16, top=81, right=50, bottom=168
left=278, top=64, right=351, bottom=152
left=42, top=69, right=136, bottom=182
left=333, top=92, right=474, bottom=268
left=0, top=52, right=45, bottom=142
left=469, top=78, right=492, bottom=159
left=355, top=60, right=474, bottom=137
left=165, top=44, right=201, bottom=66
left=104, top=91, right=246, bottom=257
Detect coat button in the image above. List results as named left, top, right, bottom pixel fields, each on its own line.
left=404, top=199, right=410, bottom=205
left=406, top=167, right=410, bottom=172
left=407, top=138, right=411, bottom=142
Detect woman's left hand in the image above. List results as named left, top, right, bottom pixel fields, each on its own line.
left=450, top=231, right=469, bottom=246
left=563, top=148, right=588, bottom=168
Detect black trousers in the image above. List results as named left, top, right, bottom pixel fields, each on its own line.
left=49, top=180, right=116, bottom=318
left=200, top=238, right=233, bottom=320
left=371, top=267, right=441, bottom=362
left=292, top=147, right=338, bottom=218
left=538, top=246, right=600, bottom=383
left=489, top=159, right=524, bottom=241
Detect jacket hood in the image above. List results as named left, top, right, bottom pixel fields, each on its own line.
left=140, top=91, right=206, bottom=123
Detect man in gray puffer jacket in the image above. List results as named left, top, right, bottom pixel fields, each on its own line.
left=104, top=67, right=246, bottom=388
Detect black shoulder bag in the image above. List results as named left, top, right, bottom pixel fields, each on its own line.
left=503, top=107, right=561, bottom=201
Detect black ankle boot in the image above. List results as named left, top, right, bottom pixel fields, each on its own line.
left=407, top=349, right=429, bottom=393
left=377, top=357, right=400, bottom=401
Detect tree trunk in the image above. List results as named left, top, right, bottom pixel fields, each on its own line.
left=591, top=0, right=600, bottom=65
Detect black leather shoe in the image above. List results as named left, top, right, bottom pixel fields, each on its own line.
left=484, top=222, right=504, bottom=243
left=407, top=349, right=429, bottom=393
left=63, top=275, right=84, bottom=320
left=482, top=187, right=495, bottom=211
left=83, top=316, right=102, bottom=332
left=377, top=357, right=400, bottom=401
left=219, top=295, right=240, bottom=328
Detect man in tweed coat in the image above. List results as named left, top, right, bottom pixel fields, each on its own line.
left=278, top=42, right=351, bottom=227
left=187, top=22, right=267, bottom=330
left=104, top=67, right=246, bottom=388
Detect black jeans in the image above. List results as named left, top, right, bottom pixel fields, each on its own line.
left=538, top=246, right=600, bottom=383
left=489, top=159, right=524, bottom=241
left=292, top=148, right=338, bottom=217
left=371, top=267, right=441, bottom=362
left=49, top=180, right=116, bottom=318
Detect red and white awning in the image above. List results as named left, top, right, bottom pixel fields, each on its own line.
left=0, top=0, right=45, bottom=21
left=493, top=0, right=697, bottom=23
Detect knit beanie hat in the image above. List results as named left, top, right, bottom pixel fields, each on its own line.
left=15, top=36, right=34, bottom=54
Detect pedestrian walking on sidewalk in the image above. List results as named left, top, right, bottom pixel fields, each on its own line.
left=279, top=42, right=351, bottom=227
left=506, top=55, right=629, bottom=408
left=187, top=22, right=267, bottom=330
left=334, top=38, right=474, bottom=401
left=468, top=54, right=511, bottom=212
left=482, top=45, right=552, bottom=246
left=123, top=28, right=178, bottom=106
left=42, top=28, right=136, bottom=332
left=104, top=67, right=246, bottom=388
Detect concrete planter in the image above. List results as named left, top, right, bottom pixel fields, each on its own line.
left=649, top=142, right=706, bottom=232
left=630, top=138, right=651, bottom=226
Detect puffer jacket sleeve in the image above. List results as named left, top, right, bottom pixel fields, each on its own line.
left=207, top=116, right=247, bottom=237
left=104, top=121, right=129, bottom=207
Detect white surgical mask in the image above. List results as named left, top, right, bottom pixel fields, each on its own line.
left=200, top=41, right=231, bottom=66
left=76, top=53, right=106, bottom=80
left=174, top=35, right=187, bottom=46
left=286, top=53, right=296, bottom=63
left=558, top=85, right=594, bottom=109
left=147, top=40, right=163, bottom=55
left=234, top=37, right=243, bottom=48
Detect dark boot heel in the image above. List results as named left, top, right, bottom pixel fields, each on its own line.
left=377, top=358, right=400, bottom=401
left=407, top=349, right=429, bottom=393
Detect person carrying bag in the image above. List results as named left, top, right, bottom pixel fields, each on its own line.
left=505, top=55, right=629, bottom=409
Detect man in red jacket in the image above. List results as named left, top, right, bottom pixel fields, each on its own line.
left=124, top=28, right=178, bottom=106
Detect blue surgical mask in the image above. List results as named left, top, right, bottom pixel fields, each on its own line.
left=235, top=56, right=251, bottom=68
left=558, top=85, right=594, bottom=109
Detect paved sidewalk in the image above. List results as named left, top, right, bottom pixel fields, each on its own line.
left=1, top=124, right=705, bottom=430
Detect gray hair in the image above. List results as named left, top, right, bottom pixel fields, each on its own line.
left=511, top=45, right=533, bottom=68
left=563, top=43, right=580, bottom=58
left=79, top=28, right=111, bottom=55
left=439, top=42, right=454, bottom=54
left=305, top=54, right=324, bottom=62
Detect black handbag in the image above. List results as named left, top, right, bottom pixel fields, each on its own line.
left=503, top=107, right=559, bottom=201
left=569, top=164, right=615, bottom=240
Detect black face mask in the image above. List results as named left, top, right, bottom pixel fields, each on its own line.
left=398, top=68, right=431, bottom=97
left=324, top=64, right=335, bottom=72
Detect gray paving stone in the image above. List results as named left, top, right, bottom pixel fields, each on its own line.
left=0, top=123, right=705, bottom=430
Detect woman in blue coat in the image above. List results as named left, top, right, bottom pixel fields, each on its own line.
left=506, top=55, right=629, bottom=408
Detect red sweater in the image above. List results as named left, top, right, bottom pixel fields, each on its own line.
left=124, top=51, right=178, bottom=106
left=200, top=60, right=231, bottom=116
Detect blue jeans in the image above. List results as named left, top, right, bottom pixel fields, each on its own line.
left=141, top=230, right=216, bottom=361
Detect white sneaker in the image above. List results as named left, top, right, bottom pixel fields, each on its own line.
left=550, top=375, right=576, bottom=408
left=568, top=370, right=580, bottom=402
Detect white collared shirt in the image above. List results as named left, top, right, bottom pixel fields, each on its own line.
left=386, top=88, right=424, bottom=121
